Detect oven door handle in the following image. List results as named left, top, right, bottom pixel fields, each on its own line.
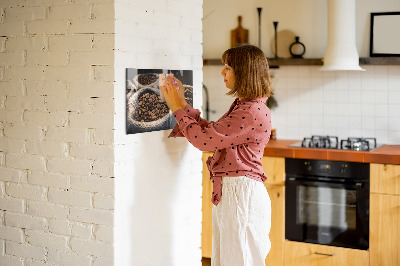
left=287, top=177, right=364, bottom=189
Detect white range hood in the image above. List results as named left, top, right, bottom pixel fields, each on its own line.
left=320, top=0, right=365, bottom=71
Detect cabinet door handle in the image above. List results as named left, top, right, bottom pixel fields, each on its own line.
left=314, top=252, right=335, bottom=257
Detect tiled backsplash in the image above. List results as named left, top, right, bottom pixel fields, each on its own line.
left=203, top=65, right=400, bottom=144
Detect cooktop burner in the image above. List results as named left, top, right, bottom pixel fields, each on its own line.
left=290, top=136, right=381, bottom=151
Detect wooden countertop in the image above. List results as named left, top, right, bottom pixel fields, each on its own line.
left=263, top=139, right=400, bottom=165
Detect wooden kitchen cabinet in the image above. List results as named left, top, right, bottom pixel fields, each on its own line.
left=262, top=156, right=285, bottom=266
left=284, top=241, right=369, bottom=266
left=370, top=163, right=400, bottom=195
left=201, top=153, right=286, bottom=266
left=202, top=152, right=213, bottom=258
left=370, top=163, right=400, bottom=266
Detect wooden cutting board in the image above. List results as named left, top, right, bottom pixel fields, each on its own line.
left=231, top=16, right=249, bottom=48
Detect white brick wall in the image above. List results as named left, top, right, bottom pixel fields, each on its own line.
left=114, top=0, right=203, bottom=265
left=0, top=0, right=115, bottom=265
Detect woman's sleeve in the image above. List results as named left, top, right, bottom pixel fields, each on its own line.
left=168, top=104, right=211, bottom=138
left=170, top=106, right=257, bottom=152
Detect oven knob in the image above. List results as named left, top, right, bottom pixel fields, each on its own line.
left=340, top=164, right=347, bottom=174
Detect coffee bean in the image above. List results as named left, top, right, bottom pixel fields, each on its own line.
left=138, top=74, right=158, bottom=86
left=133, top=91, right=169, bottom=122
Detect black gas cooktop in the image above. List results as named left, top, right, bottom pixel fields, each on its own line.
left=289, top=135, right=382, bottom=151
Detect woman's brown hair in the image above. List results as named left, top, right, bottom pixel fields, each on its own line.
left=221, top=44, right=273, bottom=99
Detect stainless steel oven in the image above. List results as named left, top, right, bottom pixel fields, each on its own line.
left=285, top=158, right=369, bottom=250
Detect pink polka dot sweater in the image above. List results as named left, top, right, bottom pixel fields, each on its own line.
left=168, top=97, right=272, bottom=206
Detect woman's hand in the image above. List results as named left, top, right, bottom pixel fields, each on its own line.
left=160, top=76, right=187, bottom=113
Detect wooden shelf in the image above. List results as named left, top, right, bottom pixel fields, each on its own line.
left=359, top=57, right=400, bottom=65
left=203, top=57, right=400, bottom=67
left=203, top=58, right=323, bottom=67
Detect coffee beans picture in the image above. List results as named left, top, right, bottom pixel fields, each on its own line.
left=126, top=69, right=193, bottom=134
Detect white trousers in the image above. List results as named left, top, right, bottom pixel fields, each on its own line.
left=212, top=176, right=271, bottom=266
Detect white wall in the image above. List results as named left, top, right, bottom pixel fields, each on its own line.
left=0, top=0, right=115, bottom=265
left=203, top=0, right=400, bottom=58
left=113, top=0, right=203, bottom=265
left=203, top=0, right=400, bottom=144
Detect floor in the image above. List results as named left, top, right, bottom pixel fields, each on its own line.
left=202, top=257, right=211, bottom=266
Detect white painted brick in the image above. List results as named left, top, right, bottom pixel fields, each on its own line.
left=69, top=81, right=114, bottom=98
left=47, top=158, right=92, bottom=176
left=27, top=200, right=69, bottom=219
left=92, top=160, right=113, bottom=177
left=28, top=171, right=69, bottom=189
left=0, top=110, right=23, bottom=124
left=69, top=50, right=113, bottom=66
left=48, top=188, right=91, bottom=208
left=94, top=225, right=112, bottom=243
left=4, top=96, right=46, bottom=111
left=46, top=127, right=88, bottom=144
left=5, top=212, right=48, bottom=231
left=92, top=34, right=114, bottom=51
left=92, top=3, right=114, bottom=20
left=43, top=96, right=81, bottom=112
left=70, top=144, right=114, bottom=161
left=49, top=35, right=93, bottom=52
left=181, top=42, right=202, bottom=56
left=3, top=66, right=44, bottom=81
left=0, top=226, right=23, bottom=243
left=0, top=22, right=24, bottom=36
left=6, top=183, right=46, bottom=201
left=6, top=153, right=46, bottom=171
left=24, top=111, right=68, bottom=127
left=48, top=219, right=71, bottom=236
left=5, top=36, right=47, bottom=52
left=4, top=6, right=46, bottom=22
left=25, top=229, right=68, bottom=251
left=44, top=66, right=91, bottom=82
left=27, top=21, right=69, bottom=35
left=71, top=222, right=92, bottom=239
left=80, top=98, right=115, bottom=114
left=87, top=0, right=114, bottom=3
left=26, top=51, right=68, bottom=66
left=69, top=19, right=114, bottom=34
left=0, top=152, right=5, bottom=166
left=24, top=259, right=48, bottom=266
left=0, top=138, right=25, bottom=154
left=4, top=125, right=43, bottom=141
left=69, top=112, right=114, bottom=129
left=70, top=237, right=113, bottom=257
left=93, top=252, right=113, bottom=266
left=69, top=207, right=113, bottom=226
left=26, top=141, right=67, bottom=157
left=25, top=80, right=67, bottom=98
left=117, top=35, right=153, bottom=54
left=90, top=128, right=113, bottom=146
left=93, top=194, right=113, bottom=210
left=6, top=241, right=46, bottom=261
left=70, top=175, right=113, bottom=195
left=47, top=249, right=91, bottom=266
left=22, top=0, right=69, bottom=6
left=0, top=81, right=23, bottom=96
left=0, top=197, right=24, bottom=212
left=0, top=37, right=5, bottom=52
left=48, top=4, right=91, bottom=20
left=93, top=66, right=114, bottom=82
left=0, top=254, right=23, bottom=266
left=0, top=52, right=24, bottom=66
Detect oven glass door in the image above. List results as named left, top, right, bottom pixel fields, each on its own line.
left=286, top=179, right=369, bottom=250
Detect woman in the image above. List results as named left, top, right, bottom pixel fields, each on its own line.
left=161, top=44, right=273, bottom=266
